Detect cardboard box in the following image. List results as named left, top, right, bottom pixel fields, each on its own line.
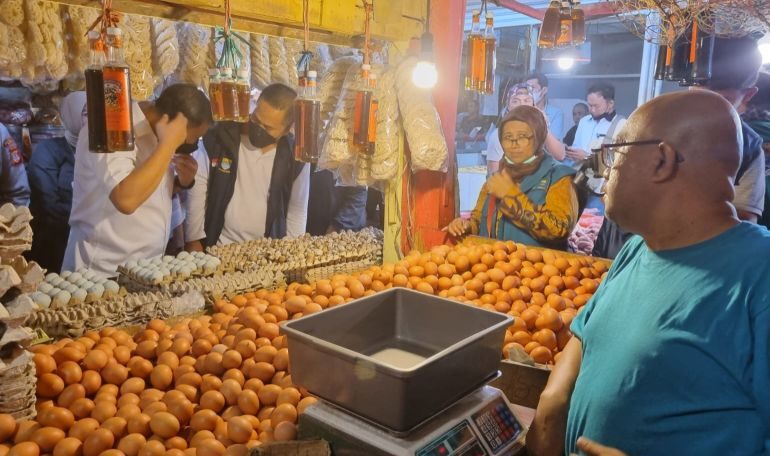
left=492, top=360, right=551, bottom=409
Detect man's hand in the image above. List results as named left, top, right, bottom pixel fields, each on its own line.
left=486, top=171, right=515, bottom=200
left=443, top=218, right=471, bottom=237
left=574, top=437, right=628, bottom=456
left=156, top=113, right=188, bottom=149
left=566, top=147, right=589, bottom=161
left=173, top=154, right=198, bottom=188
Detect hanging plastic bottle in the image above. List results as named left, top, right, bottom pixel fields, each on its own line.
left=556, top=1, right=574, bottom=48
left=482, top=12, right=496, bottom=95
left=366, top=73, right=378, bottom=156
left=208, top=68, right=223, bottom=122
left=667, top=26, right=692, bottom=84
left=353, top=64, right=373, bottom=150
left=571, top=0, right=586, bottom=45
left=688, top=20, right=714, bottom=85
left=654, top=45, right=668, bottom=80
left=85, top=30, right=108, bottom=153
left=464, top=10, right=481, bottom=91
left=471, top=14, right=487, bottom=91
left=294, top=71, right=321, bottom=163
left=103, top=27, right=134, bottom=152
left=236, top=70, right=251, bottom=122
left=219, top=67, right=239, bottom=121
left=538, top=1, right=561, bottom=48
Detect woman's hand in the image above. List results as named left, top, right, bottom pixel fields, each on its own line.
left=486, top=172, right=515, bottom=199
left=566, top=147, right=589, bottom=161
left=444, top=218, right=472, bottom=237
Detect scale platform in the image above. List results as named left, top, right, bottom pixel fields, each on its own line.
left=298, top=385, right=527, bottom=456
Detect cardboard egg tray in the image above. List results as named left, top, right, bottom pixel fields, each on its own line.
left=0, top=204, right=33, bottom=264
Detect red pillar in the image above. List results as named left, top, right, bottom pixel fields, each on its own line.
left=403, top=0, right=467, bottom=253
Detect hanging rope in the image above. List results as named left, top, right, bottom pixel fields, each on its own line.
left=85, top=0, right=120, bottom=37
left=363, top=0, right=373, bottom=65
left=214, top=0, right=253, bottom=70
left=297, top=0, right=314, bottom=77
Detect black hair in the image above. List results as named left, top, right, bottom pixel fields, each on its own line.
left=707, top=37, right=762, bottom=91
left=587, top=82, right=615, bottom=101
left=259, top=83, right=298, bottom=125
left=526, top=72, right=549, bottom=88
left=154, top=84, right=213, bottom=127
left=573, top=102, right=589, bottom=110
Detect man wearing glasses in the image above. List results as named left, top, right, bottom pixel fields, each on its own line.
left=184, top=83, right=310, bottom=250
left=527, top=89, right=770, bottom=456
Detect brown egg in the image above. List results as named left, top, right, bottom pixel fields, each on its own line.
left=82, top=428, right=114, bottom=456
left=236, top=390, right=260, bottom=416
left=142, top=402, right=167, bottom=416
left=219, top=380, right=242, bottom=406
left=297, top=397, right=318, bottom=414
left=119, top=378, right=145, bottom=396
left=270, top=404, right=298, bottom=426
left=273, top=421, right=296, bottom=442
left=101, top=450, right=126, bottom=456
left=149, top=412, right=179, bottom=439
left=135, top=341, right=158, bottom=361
left=190, top=410, right=219, bottom=432
left=190, top=340, right=212, bottom=358
left=56, top=383, right=85, bottom=409
left=0, top=414, right=17, bottom=443
left=257, top=407, right=274, bottom=422
left=170, top=339, right=191, bottom=358
left=38, top=406, right=75, bottom=431
left=257, top=385, right=281, bottom=407
left=116, top=433, right=145, bottom=456
left=284, top=297, right=306, bottom=315
left=138, top=390, right=164, bottom=409
left=101, top=416, right=128, bottom=440
left=195, top=439, right=225, bottom=456
left=257, top=323, right=279, bottom=340
left=199, top=391, right=225, bottom=413
left=68, top=418, right=99, bottom=441
left=175, top=372, right=202, bottom=389
left=273, top=349, right=289, bottom=372
left=203, top=353, right=225, bottom=376
left=223, top=444, right=248, bottom=456
left=53, top=437, right=83, bottom=456
left=223, top=416, right=250, bottom=444
left=31, top=427, right=65, bottom=453
left=200, top=376, right=222, bottom=394
left=69, top=397, right=95, bottom=420
left=189, top=430, right=215, bottom=449
left=37, top=373, right=65, bottom=398
left=8, top=442, right=40, bottom=456
left=165, top=436, right=187, bottom=451
left=175, top=385, right=198, bottom=403
left=222, top=369, right=245, bottom=386
left=101, top=363, right=129, bottom=386
left=53, top=347, right=85, bottom=366
left=248, top=362, right=275, bottom=383
left=166, top=400, right=194, bottom=426
left=33, top=354, right=57, bottom=376
left=138, top=440, right=165, bottom=456
left=117, top=404, right=142, bottom=421
left=126, top=414, right=151, bottom=437
left=221, top=351, right=242, bottom=370
left=276, top=388, right=301, bottom=407
left=13, top=421, right=40, bottom=444
left=150, top=365, right=173, bottom=390
left=91, top=400, right=117, bottom=423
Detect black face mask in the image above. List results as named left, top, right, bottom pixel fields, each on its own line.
left=248, top=122, right=278, bottom=148
left=592, top=110, right=616, bottom=122
left=175, top=142, right=199, bottom=155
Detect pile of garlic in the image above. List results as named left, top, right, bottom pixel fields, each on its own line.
left=30, top=270, right=120, bottom=309
left=120, top=251, right=222, bottom=286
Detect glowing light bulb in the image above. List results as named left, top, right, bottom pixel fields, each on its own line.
left=412, top=61, right=438, bottom=89
left=759, top=43, right=770, bottom=65
left=557, top=57, right=575, bottom=70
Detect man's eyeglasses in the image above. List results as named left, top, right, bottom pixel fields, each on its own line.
left=502, top=134, right=534, bottom=147
left=600, top=139, right=684, bottom=168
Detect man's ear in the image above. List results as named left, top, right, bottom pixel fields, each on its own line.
left=650, top=142, right=678, bottom=183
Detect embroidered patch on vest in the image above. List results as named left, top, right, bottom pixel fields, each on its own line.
left=211, top=158, right=220, bottom=168
left=221, top=158, right=232, bottom=171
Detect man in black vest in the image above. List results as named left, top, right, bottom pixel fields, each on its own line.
left=184, top=83, right=309, bottom=250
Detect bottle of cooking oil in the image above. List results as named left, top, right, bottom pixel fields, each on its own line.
left=353, top=64, right=373, bottom=150
left=538, top=1, right=561, bottom=48
left=220, top=67, right=239, bottom=122
left=688, top=20, right=714, bottom=85
left=464, top=10, right=481, bottom=91
left=366, top=73, right=378, bottom=155
left=556, top=1, right=573, bottom=48
left=103, top=27, right=134, bottom=152
left=208, top=68, right=223, bottom=122
left=85, top=30, right=108, bottom=153
left=236, top=70, right=251, bottom=122
left=294, top=71, right=321, bottom=163
left=571, top=0, right=586, bottom=45
left=482, top=12, right=496, bottom=95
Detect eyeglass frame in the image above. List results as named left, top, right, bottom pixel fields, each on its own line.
left=600, top=139, right=685, bottom=168
left=501, top=134, right=535, bottom=147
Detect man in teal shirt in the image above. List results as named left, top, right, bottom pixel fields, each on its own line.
left=526, top=90, right=770, bottom=455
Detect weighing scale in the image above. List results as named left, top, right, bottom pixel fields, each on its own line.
left=298, top=385, right=527, bottom=456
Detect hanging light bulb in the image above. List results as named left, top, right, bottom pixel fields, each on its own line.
left=557, top=56, right=575, bottom=70
left=412, top=31, right=438, bottom=89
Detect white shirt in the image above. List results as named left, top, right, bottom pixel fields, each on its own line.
left=185, top=135, right=310, bottom=246
left=63, top=103, right=174, bottom=278
left=572, top=114, right=627, bottom=154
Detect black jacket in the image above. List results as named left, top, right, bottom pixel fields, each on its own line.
left=201, top=122, right=305, bottom=247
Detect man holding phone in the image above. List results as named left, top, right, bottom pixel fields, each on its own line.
left=64, top=84, right=212, bottom=278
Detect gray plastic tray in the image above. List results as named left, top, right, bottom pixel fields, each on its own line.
left=283, top=288, right=512, bottom=432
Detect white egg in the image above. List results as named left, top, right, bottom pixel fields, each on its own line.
left=138, top=259, right=150, bottom=267
left=45, top=272, right=59, bottom=282
left=38, top=283, right=53, bottom=294
left=47, top=287, right=61, bottom=297
left=69, top=272, right=83, bottom=282
left=104, top=281, right=119, bottom=293
left=60, top=271, right=72, bottom=279
left=53, top=290, right=71, bottom=307
left=87, top=284, right=105, bottom=299
left=32, top=292, right=51, bottom=308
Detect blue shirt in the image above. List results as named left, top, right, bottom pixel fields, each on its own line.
left=567, top=223, right=770, bottom=455
left=544, top=103, right=564, bottom=140
left=29, top=137, right=75, bottom=225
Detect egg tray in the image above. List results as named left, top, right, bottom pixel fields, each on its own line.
left=117, top=251, right=225, bottom=289
left=0, top=204, right=33, bottom=264
left=116, top=268, right=226, bottom=294
left=0, top=353, right=37, bottom=420
left=304, top=258, right=382, bottom=284
left=30, top=270, right=123, bottom=311
left=24, top=290, right=181, bottom=339
left=164, top=269, right=287, bottom=303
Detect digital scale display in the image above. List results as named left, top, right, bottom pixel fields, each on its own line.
left=416, top=421, right=485, bottom=456
left=471, top=399, right=522, bottom=453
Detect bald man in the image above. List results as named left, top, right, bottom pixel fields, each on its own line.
left=526, top=91, right=770, bottom=455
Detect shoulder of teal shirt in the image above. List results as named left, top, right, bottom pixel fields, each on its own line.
left=570, top=234, right=645, bottom=340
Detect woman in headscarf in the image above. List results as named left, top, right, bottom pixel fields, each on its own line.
left=447, top=105, right=578, bottom=249
left=486, top=84, right=566, bottom=175
left=28, top=91, right=87, bottom=272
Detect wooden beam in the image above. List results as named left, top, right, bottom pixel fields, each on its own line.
left=497, top=0, right=544, bottom=21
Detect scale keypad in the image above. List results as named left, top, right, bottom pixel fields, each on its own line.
left=471, top=400, right=521, bottom=454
